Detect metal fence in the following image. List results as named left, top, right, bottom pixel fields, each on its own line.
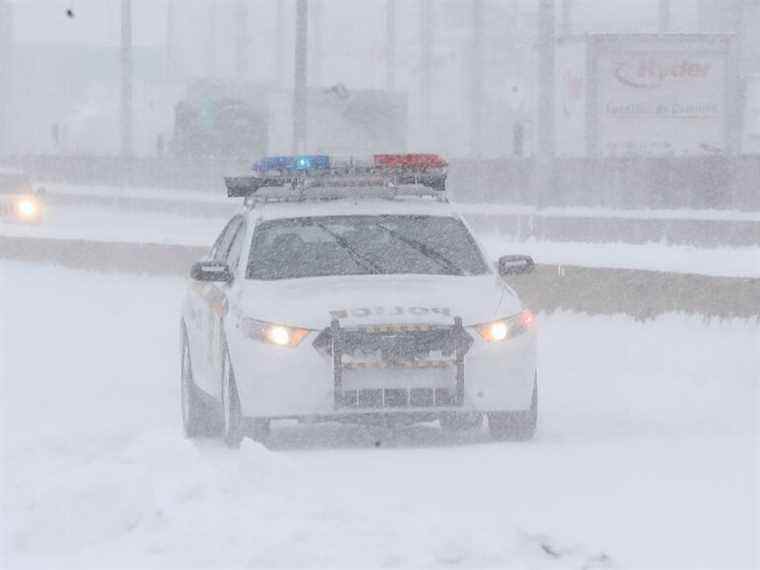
left=449, top=156, right=760, bottom=210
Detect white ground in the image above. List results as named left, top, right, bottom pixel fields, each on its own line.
left=455, top=203, right=760, bottom=223
left=479, top=234, right=760, bottom=278
left=0, top=205, right=230, bottom=246
left=1, top=261, right=757, bottom=569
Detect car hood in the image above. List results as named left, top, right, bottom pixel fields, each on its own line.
left=233, top=273, right=522, bottom=330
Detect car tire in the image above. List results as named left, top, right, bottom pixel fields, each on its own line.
left=221, top=340, right=244, bottom=449
left=181, top=328, right=217, bottom=438
left=487, top=376, right=538, bottom=441
left=440, top=412, right=483, bottom=432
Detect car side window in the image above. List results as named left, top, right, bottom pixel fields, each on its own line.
left=211, top=217, right=243, bottom=262
left=209, top=219, right=236, bottom=260
left=225, top=222, right=248, bottom=275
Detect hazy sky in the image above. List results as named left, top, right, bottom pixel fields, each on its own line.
left=10, top=0, right=703, bottom=48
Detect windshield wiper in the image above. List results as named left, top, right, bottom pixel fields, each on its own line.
left=314, top=223, right=385, bottom=274
left=374, top=223, right=465, bottom=275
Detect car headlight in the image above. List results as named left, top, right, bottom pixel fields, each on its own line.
left=475, top=310, right=535, bottom=342
left=240, top=318, right=310, bottom=348
left=16, top=198, right=39, bottom=220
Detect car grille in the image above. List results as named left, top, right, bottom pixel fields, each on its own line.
left=314, top=318, right=473, bottom=410
left=337, top=387, right=456, bottom=409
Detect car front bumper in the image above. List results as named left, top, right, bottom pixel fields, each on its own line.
left=226, top=322, right=537, bottom=419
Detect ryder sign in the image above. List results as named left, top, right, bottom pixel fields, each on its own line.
left=599, top=48, right=726, bottom=156
left=554, top=34, right=736, bottom=157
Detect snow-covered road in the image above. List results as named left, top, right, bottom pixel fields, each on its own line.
left=1, top=261, right=758, bottom=569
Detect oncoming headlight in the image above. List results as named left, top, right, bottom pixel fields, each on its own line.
left=15, top=197, right=40, bottom=220
left=240, top=318, right=310, bottom=348
left=475, top=310, right=535, bottom=342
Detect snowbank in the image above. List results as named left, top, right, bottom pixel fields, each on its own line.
left=1, top=262, right=757, bottom=569
left=480, top=234, right=760, bottom=278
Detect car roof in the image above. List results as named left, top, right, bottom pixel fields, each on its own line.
left=245, top=198, right=462, bottom=222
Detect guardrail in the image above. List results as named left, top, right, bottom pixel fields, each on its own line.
left=449, top=156, right=760, bottom=211
left=36, top=188, right=760, bottom=247
left=6, top=154, right=760, bottom=210
left=2, top=236, right=757, bottom=320
left=464, top=211, right=760, bottom=247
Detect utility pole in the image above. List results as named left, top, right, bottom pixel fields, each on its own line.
left=697, top=0, right=708, bottom=32
left=536, top=0, right=556, bottom=208
left=386, top=0, right=396, bottom=91
left=310, top=0, right=323, bottom=88
left=276, top=0, right=286, bottom=88
left=165, top=0, right=176, bottom=79
left=561, top=0, right=574, bottom=36
left=207, top=1, right=217, bottom=77
left=293, top=0, right=308, bottom=153
left=469, top=0, right=484, bottom=158
left=0, top=0, right=13, bottom=156
left=121, top=0, right=133, bottom=159
left=730, top=0, right=745, bottom=155
left=235, top=0, right=249, bottom=78
left=420, top=0, right=433, bottom=142
left=658, top=0, right=671, bottom=33
left=731, top=0, right=745, bottom=67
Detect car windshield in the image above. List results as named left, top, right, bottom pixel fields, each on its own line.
left=246, top=215, right=489, bottom=280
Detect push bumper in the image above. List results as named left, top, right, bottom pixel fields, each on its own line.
left=226, top=318, right=536, bottom=419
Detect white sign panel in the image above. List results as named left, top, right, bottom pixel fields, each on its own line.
left=597, top=47, right=727, bottom=156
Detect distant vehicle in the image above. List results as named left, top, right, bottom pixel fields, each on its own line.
left=172, top=93, right=268, bottom=159
left=179, top=154, right=538, bottom=448
left=0, top=169, right=44, bottom=224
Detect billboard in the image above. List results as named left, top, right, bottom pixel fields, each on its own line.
left=595, top=39, right=730, bottom=156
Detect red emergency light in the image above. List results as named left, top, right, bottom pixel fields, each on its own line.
left=373, top=154, right=448, bottom=169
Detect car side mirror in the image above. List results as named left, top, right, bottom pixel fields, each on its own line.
left=191, top=261, right=232, bottom=282
left=497, top=254, right=535, bottom=276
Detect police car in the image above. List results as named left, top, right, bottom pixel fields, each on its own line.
left=0, top=168, right=44, bottom=224
left=180, top=154, right=537, bottom=447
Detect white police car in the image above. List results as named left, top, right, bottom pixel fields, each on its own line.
left=180, top=154, right=537, bottom=447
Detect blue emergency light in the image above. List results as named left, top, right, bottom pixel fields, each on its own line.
left=254, top=155, right=330, bottom=173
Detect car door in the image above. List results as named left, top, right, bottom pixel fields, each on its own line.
left=186, top=217, right=241, bottom=395
left=205, top=216, right=247, bottom=399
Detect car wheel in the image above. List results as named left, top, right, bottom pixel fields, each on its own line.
left=487, top=376, right=538, bottom=441
left=221, top=341, right=244, bottom=449
left=440, top=412, right=483, bottom=432
left=181, top=328, right=216, bottom=438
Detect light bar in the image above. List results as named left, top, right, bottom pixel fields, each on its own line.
left=227, top=153, right=448, bottom=198
left=252, top=154, right=447, bottom=174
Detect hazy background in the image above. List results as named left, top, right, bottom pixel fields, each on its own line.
left=3, top=0, right=758, bottom=158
